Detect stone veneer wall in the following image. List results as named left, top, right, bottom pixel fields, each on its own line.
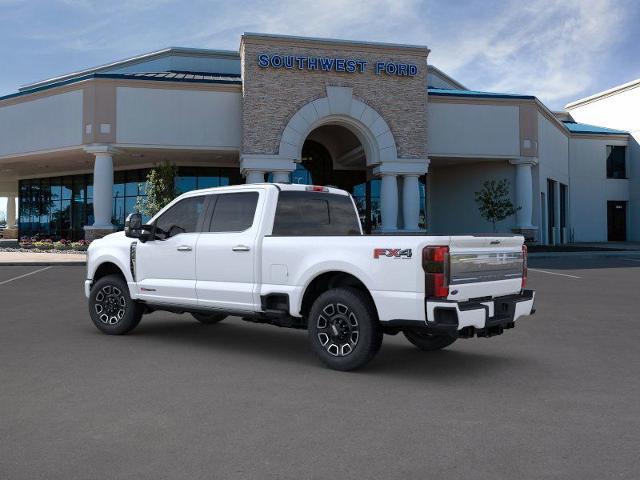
left=240, top=36, right=429, bottom=160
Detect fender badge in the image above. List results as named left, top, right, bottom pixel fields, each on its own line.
left=373, top=248, right=412, bottom=259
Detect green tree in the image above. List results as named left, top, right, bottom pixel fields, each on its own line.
left=136, top=161, right=178, bottom=218
left=474, top=179, right=520, bottom=232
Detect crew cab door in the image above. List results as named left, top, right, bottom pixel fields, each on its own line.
left=195, top=190, right=262, bottom=313
left=135, top=195, right=208, bottom=306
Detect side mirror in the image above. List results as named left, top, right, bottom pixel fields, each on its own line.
left=124, top=213, right=143, bottom=238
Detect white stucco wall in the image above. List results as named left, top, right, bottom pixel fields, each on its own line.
left=569, top=137, right=630, bottom=242
left=115, top=87, right=242, bottom=148
left=427, top=102, right=520, bottom=157
left=536, top=113, right=570, bottom=241
left=429, top=161, right=517, bottom=234
left=568, top=86, right=639, bottom=241
left=0, top=90, right=83, bottom=157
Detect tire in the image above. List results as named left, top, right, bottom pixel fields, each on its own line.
left=191, top=312, right=227, bottom=324
left=308, top=287, right=382, bottom=371
left=88, top=274, right=143, bottom=335
left=403, top=329, right=457, bottom=351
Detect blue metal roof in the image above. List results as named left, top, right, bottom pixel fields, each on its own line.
left=562, top=121, right=628, bottom=135
left=428, top=87, right=535, bottom=100
left=0, top=71, right=242, bottom=102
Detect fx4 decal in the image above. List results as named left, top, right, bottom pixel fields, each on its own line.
left=373, top=248, right=412, bottom=259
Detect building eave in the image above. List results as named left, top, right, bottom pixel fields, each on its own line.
left=19, top=47, right=241, bottom=93
left=427, top=65, right=467, bottom=90
left=565, top=78, right=640, bottom=109
left=241, top=32, right=430, bottom=56
left=1, top=73, right=242, bottom=105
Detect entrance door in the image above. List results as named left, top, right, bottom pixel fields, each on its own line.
left=547, top=179, right=556, bottom=244
left=540, top=192, right=547, bottom=244
left=607, top=201, right=627, bottom=241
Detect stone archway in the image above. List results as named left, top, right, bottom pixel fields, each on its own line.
left=278, top=86, right=398, bottom=166
left=240, top=85, right=428, bottom=231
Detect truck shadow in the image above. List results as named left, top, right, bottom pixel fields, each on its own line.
left=130, top=316, right=533, bottom=380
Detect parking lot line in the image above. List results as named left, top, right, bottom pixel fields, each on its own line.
left=0, top=266, right=52, bottom=286
left=528, top=268, right=581, bottom=279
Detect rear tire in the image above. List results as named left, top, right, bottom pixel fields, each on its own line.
left=191, top=312, right=227, bottom=324
left=403, top=329, right=457, bottom=351
left=308, top=287, right=381, bottom=371
left=89, top=274, right=143, bottom=335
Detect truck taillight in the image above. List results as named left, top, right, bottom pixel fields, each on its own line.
left=423, top=246, right=449, bottom=298
left=521, top=244, right=528, bottom=290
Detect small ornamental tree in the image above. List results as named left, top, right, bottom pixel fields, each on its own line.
left=136, top=161, right=178, bottom=218
left=474, top=179, right=520, bottom=232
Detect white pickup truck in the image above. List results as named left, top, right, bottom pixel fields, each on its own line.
left=85, top=183, right=535, bottom=370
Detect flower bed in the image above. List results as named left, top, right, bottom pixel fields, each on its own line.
left=17, top=237, right=90, bottom=252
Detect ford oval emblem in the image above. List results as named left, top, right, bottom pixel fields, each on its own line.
left=451, top=290, right=458, bottom=295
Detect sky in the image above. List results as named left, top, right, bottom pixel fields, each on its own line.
left=1, top=0, right=640, bottom=214
left=1, top=0, right=639, bottom=108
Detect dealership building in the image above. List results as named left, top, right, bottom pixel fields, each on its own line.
left=0, top=33, right=637, bottom=242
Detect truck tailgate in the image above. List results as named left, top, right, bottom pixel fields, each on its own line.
left=447, top=236, right=525, bottom=300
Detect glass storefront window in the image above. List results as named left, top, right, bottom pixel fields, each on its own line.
left=18, top=165, right=398, bottom=240
left=175, top=176, right=197, bottom=194
left=62, top=177, right=72, bottom=200
left=57, top=171, right=404, bottom=236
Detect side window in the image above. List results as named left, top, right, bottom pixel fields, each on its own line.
left=606, top=145, right=626, bottom=179
left=155, top=196, right=206, bottom=237
left=272, top=191, right=360, bottom=236
left=209, top=192, right=259, bottom=232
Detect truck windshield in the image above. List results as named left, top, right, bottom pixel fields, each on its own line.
left=272, top=191, right=361, bottom=236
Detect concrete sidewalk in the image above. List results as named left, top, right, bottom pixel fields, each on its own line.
left=529, top=250, right=640, bottom=259
left=567, top=242, right=640, bottom=251
left=0, top=251, right=86, bottom=266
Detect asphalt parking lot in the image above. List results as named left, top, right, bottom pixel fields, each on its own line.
left=1, top=257, right=639, bottom=479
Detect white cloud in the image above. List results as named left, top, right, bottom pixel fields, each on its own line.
left=426, top=0, right=628, bottom=107
left=2, top=0, right=635, bottom=109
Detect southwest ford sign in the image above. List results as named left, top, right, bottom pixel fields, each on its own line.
left=257, top=54, right=418, bottom=77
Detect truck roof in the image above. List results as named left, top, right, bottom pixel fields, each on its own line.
left=176, top=183, right=351, bottom=199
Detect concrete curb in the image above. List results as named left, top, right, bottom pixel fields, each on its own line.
left=529, top=251, right=640, bottom=259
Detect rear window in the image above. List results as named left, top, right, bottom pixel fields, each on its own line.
left=272, top=191, right=361, bottom=236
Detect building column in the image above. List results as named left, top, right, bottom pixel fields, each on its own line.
left=240, top=154, right=295, bottom=185
left=245, top=170, right=265, bottom=184
left=380, top=174, right=399, bottom=231
left=510, top=157, right=538, bottom=241
left=6, top=195, right=17, bottom=229
left=271, top=171, right=290, bottom=183
left=375, top=159, right=429, bottom=233
left=84, top=145, right=117, bottom=240
left=402, top=174, right=420, bottom=231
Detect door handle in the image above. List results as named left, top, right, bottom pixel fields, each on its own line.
left=177, top=245, right=193, bottom=252
left=232, top=245, right=250, bottom=252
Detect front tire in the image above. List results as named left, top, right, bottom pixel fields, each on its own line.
left=89, top=274, right=143, bottom=335
left=308, top=287, right=382, bottom=371
left=191, top=312, right=227, bottom=324
left=403, top=329, right=457, bottom=351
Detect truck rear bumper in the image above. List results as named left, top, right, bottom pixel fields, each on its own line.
left=386, top=290, right=535, bottom=338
